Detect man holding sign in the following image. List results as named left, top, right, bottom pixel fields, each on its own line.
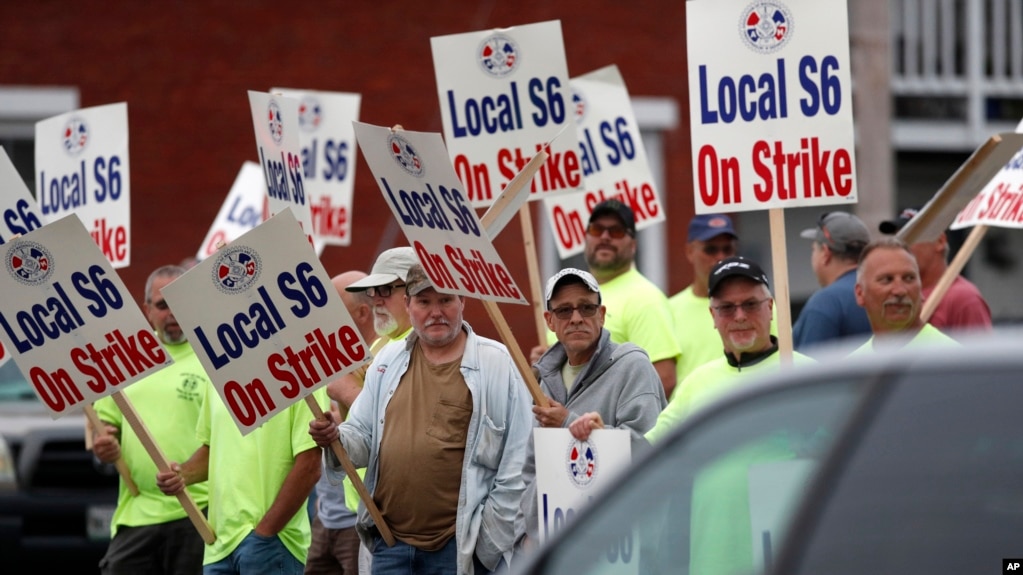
left=92, top=265, right=210, bottom=575
left=516, top=268, right=665, bottom=548
left=309, top=264, right=532, bottom=575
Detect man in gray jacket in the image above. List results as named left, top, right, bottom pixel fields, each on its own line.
left=515, top=268, right=666, bottom=548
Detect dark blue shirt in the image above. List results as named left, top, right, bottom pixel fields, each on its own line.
left=793, top=269, right=872, bottom=356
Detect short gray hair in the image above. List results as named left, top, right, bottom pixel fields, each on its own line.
left=144, top=265, right=187, bottom=303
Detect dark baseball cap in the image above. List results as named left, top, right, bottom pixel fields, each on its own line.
left=588, top=199, right=636, bottom=236
left=688, top=214, right=738, bottom=242
left=800, top=212, right=871, bottom=254
left=878, top=207, right=920, bottom=235
left=708, top=256, right=770, bottom=297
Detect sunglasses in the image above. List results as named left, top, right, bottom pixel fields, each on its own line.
left=702, top=243, right=736, bottom=257
left=550, top=303, right=600, bottom=320
left=587, top=223, right=632, bottom=239
left=366, top=283, right=406, bottom=298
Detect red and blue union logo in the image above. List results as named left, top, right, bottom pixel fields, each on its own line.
left=739, top=1, right=794, bottom=54
left=477, top=33, right=519, bottom=77
left=211, top=246, right=261, bottom=293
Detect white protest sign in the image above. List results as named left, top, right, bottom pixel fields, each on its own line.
left=0, top=146, right=49, bottom=369
left=196, top=162, right=268, bottom=261
left=353, top=122, right=527, bottom=305
left=542, top=65, right=666, bottom=258
left=272, top=89, right=360, bottom=247
left=0, top=146, right=46, bottom=244
left=35, top=103, right=131, bottom=267
left=247, top=91, right=314, bottom=243
left=0, top=215, right=172, bottom=418
left=162, top=209, right=367, bottom=435
left=688, top=0, right=857, bottom=214
left=951, top=127, right=1023, bottom=230
left=534, top=428, right=635, bottom=572
left=432, top=20, right=582, bottom=207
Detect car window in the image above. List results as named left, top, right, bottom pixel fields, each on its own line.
left=0, top=360, right=34, bottom=402
left=781, top=367, right=1023, bottom=575
left=529, top=376, right=867, bottom=575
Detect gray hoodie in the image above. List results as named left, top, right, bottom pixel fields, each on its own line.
left=515, top=328, right=667, bottom=541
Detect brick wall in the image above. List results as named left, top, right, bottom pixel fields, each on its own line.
left=0, top=1, right=694, bottom=354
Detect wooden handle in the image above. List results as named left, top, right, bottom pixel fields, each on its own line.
left=110, top=392, right=216, bottom=544
left=482, top=300, right=549, bottom=407
left=304, top=396, right=395, bottom=547
left=768, top=209, right=794, bottom=365
left=83, top=404, right=140, bottom=497
left=518, top=204, right=549, bottom=347
left=920, top=224, right=988, bottom=323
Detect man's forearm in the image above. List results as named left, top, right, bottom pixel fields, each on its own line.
left=255, top=447, right=321, bottom=536
left=180, top=444, right=211, bottom=486
left=327, top=373, right=364, bottom=410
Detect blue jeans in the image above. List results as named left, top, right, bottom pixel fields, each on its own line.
left=204, top=531, right=304, bottom=575
left=370, top=536, right=456, bottom=575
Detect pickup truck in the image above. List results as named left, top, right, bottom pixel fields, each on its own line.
left=0, top=359, right=117, bottom=572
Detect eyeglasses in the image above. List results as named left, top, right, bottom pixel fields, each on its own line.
left=711, top=298, right=769, bottom=318
left=366, top=283, right=406, bottom=298
left=586, top=223, right=631, bottom=239
left=702, top=243, right=737, bottom=257
left=550, top=303, right=600, bottom=320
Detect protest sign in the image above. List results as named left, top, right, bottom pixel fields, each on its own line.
left=951, top=137, right=1023, bottom=231
left=272, top=89, right=360, bottom=247
left=163, top=209, right=367, bottom=434
left=534, top=428, right=634, bottom=572
left=0, top=214, right=170, bottom=416
left=35, top=103, right=131, bottom=267
left=0, top=214, right=216, bottom=541
left=353, top=122, right=527, bottom=305
left=354, top=122, right=549, bottom=407
left=432, top=19, right=582, bottom=207
left=196, top=162, right=268, bottom=261
left=543, top=65, right=666, bottom=258
left=688, top=1, right=857, bottom=214
left=247, top=91, right=314, bottom=243
left=908, top=129, right=1023, bottom=323
left=0, top=146, right=46, bottom=245
left=688, top=0, right=859, bottom=361
left=0, top=146, right=49, bottom=368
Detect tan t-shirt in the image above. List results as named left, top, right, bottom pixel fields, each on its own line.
left=374, top=343, right=471, bottom=549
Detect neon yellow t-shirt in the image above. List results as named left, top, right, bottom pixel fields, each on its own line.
left=94, top=341, right=209, bottom=536
left=646, top=349, right=811, bottom=444
left=851, top=323, right=958, bottom=355
left=197, top=384, right=321, bottom=564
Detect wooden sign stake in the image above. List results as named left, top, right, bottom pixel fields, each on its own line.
left=768, top=208, right=794, bottom=365
left=304, top=396, right=395, bottom=546
left=110, top=392, right=216, bottom=544
left=920, top=224, right=989, bottom=323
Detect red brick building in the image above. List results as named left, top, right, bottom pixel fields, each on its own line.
left=0, top=1, right=694, bottom=354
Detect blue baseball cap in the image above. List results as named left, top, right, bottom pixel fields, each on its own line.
left=688, top=214, right=737, bottom=242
